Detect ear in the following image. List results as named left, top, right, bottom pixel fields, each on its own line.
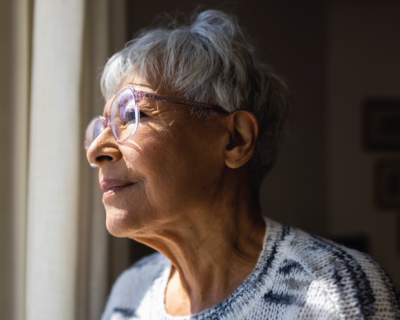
left=224, top=111, right=259, bottom=169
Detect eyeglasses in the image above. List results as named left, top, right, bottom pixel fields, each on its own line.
left=84, top=85, right=227, bottom=152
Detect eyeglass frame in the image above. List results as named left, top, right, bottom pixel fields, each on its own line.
left=84, top=85, right=229, bottom=151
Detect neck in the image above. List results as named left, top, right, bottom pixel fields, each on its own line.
left=131, top=179, right=266, bottom=316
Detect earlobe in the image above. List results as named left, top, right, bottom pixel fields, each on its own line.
left=224, top=111, right=259, bottom=169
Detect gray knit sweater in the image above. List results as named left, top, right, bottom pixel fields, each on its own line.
left=101, top=218, right=400, bottom=319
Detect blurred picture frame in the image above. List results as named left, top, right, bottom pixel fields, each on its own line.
left=363, top=99, right=400, bottom=151
left=374, top=159, right=400, bottom=210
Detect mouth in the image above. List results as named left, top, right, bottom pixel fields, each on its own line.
left=100, top=179, right=135, bottom=199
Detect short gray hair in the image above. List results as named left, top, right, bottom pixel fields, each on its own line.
left=101, top=9, right=291, bottom=192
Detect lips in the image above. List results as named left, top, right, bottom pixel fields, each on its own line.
left=100, top=179, right=135, bottom=199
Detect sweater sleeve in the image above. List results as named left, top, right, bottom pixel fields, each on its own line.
left=352, top=250, right=400, bottom=319
left=295, top=232, right=400, bottom=320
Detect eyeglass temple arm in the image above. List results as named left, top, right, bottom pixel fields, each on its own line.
left=134, top=91, right=229, bottom=114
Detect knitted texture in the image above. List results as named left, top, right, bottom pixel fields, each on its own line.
left=101, top=219, right=400, bottom=320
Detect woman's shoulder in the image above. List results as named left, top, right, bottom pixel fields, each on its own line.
left=268, top=220, right=400, bottom=319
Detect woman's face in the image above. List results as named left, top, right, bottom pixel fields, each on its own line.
left=87, top=76, right=228, bottom=238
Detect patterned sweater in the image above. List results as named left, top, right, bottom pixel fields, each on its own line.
left=101, top=218, right=400, bottom=320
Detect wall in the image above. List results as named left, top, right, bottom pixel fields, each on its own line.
left=327, top=2, right=400, bottom=284
left=253, top=1, right=328, bottom=235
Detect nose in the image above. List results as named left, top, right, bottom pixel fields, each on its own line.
left=86, top=128, right=122, bottom=167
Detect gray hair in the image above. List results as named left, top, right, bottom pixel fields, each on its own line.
left=101, top=9, right=291, bottom=192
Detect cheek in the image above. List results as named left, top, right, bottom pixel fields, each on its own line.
left=134, top=135, right=190, bottom=210
left=134, top=126, right=223, bottom=214
left=103, top=132, right=186, bottom=232
left=105, top=119, right=225, bottom=236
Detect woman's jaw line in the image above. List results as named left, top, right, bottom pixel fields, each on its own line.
left=124, top=197, right=265, bottom=303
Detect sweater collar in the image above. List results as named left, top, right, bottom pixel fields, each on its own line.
left=152, top=218, right=292, bottom=320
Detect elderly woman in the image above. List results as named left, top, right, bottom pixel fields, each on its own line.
left=85, top=10, right=400, bottom=320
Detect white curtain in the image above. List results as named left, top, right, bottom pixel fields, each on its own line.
left=81, top=1, right=112, bottom=319
left=2, top=0, right=129, bottom=319
left=80, top=2, right=128, bottom=319
left=26, top=1, right=85, bottom=319
left=11, top=0, right=31, bottom=319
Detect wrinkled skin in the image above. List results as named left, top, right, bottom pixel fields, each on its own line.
left=87, top=76, right=266, bottom=316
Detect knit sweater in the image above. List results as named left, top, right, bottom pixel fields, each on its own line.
left=101, top=218, right=400, bottom=320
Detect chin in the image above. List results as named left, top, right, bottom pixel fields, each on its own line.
left=105, top=207, right=137, bottom=238
left=106, top=221, right=129, bottom=238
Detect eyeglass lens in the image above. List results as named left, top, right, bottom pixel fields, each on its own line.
left=111, top=87, right=138, bottom=143
left=84, top=87, right=139, bottom=151
left=84, top=117, right=104, bottom=150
